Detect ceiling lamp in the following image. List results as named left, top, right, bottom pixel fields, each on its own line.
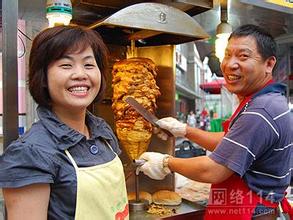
left=215, top=0, right=232, bottom=62
left=46, top=0, right=73, bottom=27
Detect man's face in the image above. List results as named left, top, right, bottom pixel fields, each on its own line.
left=220, top=36, right=275, bottom=98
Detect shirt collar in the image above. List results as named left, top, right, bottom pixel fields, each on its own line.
left=37, top=106, right=113, bottom=150
left=253, top=82, right=287, bottom=98
left=86, top=111, right=114, bottom=141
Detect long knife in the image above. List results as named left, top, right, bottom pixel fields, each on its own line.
left=125, top=97, right=173, bottom=137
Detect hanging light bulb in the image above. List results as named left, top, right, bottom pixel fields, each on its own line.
left=215, top=0, right=232, bottom=62
left=215, top=22, right=232, bottom=62
left=46, top=0, right=73, bottom=27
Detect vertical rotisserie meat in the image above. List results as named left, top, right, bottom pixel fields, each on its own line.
left=112, top=57, right=161, bottom=160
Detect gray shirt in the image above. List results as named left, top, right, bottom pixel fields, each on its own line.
left=0, top=106, right=121, bottom=219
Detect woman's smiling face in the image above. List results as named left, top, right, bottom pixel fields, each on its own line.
left=220, top=36, right=275, bottom=98
left=47, top=46, right=101, bottom=112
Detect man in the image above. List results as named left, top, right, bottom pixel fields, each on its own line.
left=138, top=24, right=292, bottom=219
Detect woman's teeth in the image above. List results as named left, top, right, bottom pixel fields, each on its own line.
left=69, top=86, right=88, bottom=93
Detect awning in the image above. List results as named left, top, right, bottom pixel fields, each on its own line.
left=200, top=79, right=226, bottom=94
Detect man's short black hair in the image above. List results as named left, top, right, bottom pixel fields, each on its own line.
left=229, top=24, right=277, bottom=61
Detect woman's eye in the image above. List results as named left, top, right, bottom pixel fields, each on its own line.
left=84, top=64, right=95, bottom=68
left=60, top=64, right=72, bottom=68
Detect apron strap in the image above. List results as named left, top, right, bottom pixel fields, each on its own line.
left=280, top=196, right=293, bottom=219
left=102, top=139, right=116, bottom=154
left=65, top=150, right=79, bottom=171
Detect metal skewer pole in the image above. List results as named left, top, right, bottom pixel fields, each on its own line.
left=128, top=160, right=149, bottom=212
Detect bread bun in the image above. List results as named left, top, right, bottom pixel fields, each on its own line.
left=128, top=191, right=152, bottom=204
left=152, top=190, right=182, bottom=206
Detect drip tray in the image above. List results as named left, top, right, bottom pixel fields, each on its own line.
left=129, top=199, right=206, bottom=220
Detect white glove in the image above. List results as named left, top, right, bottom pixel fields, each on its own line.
left=137, top=152, right=171, bottom=180
left=156, top=117, right=187, bottom=137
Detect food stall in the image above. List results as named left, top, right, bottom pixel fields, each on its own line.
left=83, top=2, right=212, bottom=219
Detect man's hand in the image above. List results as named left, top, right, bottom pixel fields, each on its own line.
left=156, top=117, right=187, bottom=138
left=137, top=152, right=171, bottom=180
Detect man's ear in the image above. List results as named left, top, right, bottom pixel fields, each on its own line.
left=265, top=56, right=276, bottom=75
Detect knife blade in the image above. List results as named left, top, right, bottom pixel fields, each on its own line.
left=125, top=97, right=173, bottom=137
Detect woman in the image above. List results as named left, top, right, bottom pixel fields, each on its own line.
left=0, top=26, right=129, bottom=220
left=186, top=110, right=196, bottom=128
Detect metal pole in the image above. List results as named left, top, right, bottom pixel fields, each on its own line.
left=221, top=88, right=223, bottom=118
left=135, top=172, right=140, bottom=202
left=2, top=0, right=19, bottom=150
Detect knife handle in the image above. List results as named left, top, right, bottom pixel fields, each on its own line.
left=156, top=126, right=174, bottom=137
left=133, top=159, right=146, bottom=166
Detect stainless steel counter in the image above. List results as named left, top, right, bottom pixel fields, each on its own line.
left=130, top=199, right=205, bottom=220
